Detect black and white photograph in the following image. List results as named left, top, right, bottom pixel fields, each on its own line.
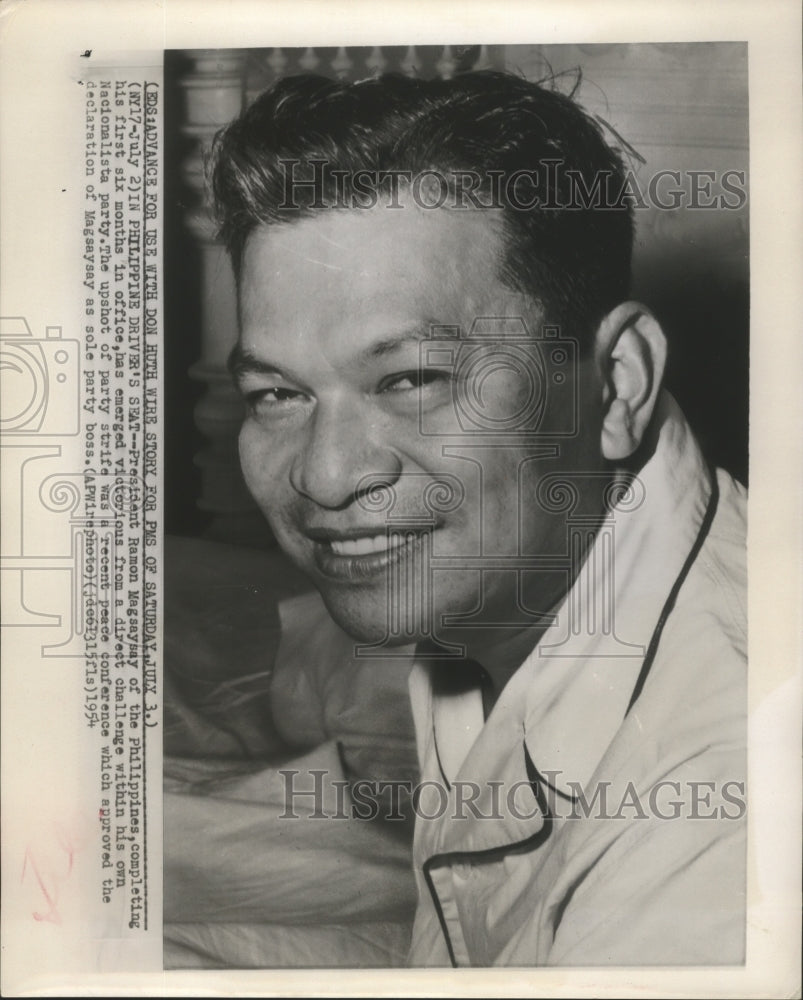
left=162, top=41, right=751, bottom=969
left=0, top=2, right=801, bottom=996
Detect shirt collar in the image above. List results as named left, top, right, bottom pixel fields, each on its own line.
left=521, top=391, right=713, bottom=797
left=418, top=391, right=714, bottom=853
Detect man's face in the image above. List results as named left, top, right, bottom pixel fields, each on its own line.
left=236, top=203, right=605, bottom=646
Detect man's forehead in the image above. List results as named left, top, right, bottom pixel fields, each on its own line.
left=237, top=206, right=537, bottom=348
left=241, top=201, right=505, bottom=274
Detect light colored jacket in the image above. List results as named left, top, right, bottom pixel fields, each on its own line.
left=407, top=393, right=747, bottom=966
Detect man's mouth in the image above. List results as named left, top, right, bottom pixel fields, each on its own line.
left=328, top=533, right=406, bottom=557
left=307, top=527, right=435, bottom=581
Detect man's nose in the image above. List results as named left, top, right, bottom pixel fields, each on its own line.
left=289, top=398, right=401, bottom=510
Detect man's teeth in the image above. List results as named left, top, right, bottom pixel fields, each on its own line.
left=329, top=533, right=406, bottom=556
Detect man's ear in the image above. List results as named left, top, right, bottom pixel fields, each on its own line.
left=596, top=302, right=667, bottom=461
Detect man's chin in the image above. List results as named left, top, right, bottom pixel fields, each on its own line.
left=315, top=585, right=421, bottom=649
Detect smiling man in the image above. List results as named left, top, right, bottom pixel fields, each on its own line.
left=231, top=201, right=614, bottom=690
left=202, top=70, right=747, bottom=967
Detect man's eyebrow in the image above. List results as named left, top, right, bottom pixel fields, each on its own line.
left=366, top=325, right=440, bottom=359
left=228, top=323, right=445, bottom=376
left=227, top=344, right=280, bottom=379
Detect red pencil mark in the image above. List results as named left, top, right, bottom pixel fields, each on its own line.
left=22, top=847, right=61, bottom=924
left=21, top=823, right=80, bottom=924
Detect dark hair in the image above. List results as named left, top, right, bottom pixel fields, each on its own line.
left=210, top=70, right=634, bottom=345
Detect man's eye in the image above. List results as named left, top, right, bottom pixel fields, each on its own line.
left=380, top=370, right=452, bottom=393
left=244, top=387, right=306, bottom=413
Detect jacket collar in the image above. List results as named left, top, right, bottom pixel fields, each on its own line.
left=417, top=392, right=714, bottom=855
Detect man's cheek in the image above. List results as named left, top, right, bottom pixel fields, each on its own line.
left=239, top=460, right=299, bottom=545
left=239, top=430, right=284, bottom=501
left=238, top=428, right=262, bottom=490
left=257, top=491, right=300, bottom=543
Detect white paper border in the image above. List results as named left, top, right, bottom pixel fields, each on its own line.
left=1, top=0, right=800, bottom=996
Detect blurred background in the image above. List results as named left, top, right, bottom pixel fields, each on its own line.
left=163, top=43, right=749, bottom=548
